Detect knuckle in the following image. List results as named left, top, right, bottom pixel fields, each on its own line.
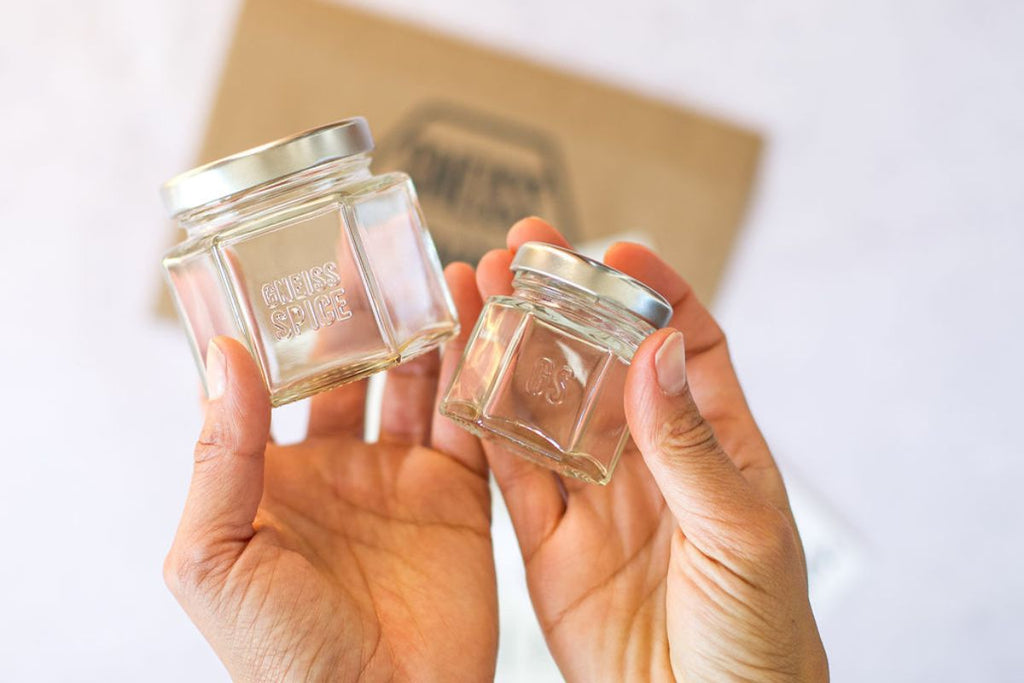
left=162, top=551, right=180, bottom=594
left=194, top=419, right=264, bottom=463
left=194, top=430, right=223, bottom=463
left=707, top=313, right=727, bottom=346
left=192, top=440, right=220, bottom=463
left=658, top=410, right=720, bottom=458
left=163, top=543, right=224, bottom=597
left=745, top=506, right=800, bottom=570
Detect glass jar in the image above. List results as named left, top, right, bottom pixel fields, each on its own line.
left=440, top=242, right=672, bottom=485
left=161, top=118, right=458, bottom=406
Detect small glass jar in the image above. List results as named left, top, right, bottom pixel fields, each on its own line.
left=440, top=242, right=672, bottom=485
left=161, top=118, right=458, bottom=406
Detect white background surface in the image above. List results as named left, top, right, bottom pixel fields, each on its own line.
left=1, top=0, right=1022, bottom=680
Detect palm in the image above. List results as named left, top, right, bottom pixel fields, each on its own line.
left=521, top=454, right=676, bottom=680
left=219, top=436, right=495, bottom=681
left=501, top=359, right=767, bottom=679
left=491, top=341, right=798, bottom=681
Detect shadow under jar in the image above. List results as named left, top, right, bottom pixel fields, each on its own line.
left=441, top=242, right=672, bottom=485
left=161, top=118, right=457, bottom=406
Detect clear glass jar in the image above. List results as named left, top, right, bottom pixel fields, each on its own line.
left=161, top=118, right=458, bottom=406
left=440, top=242, right=672, bottom=485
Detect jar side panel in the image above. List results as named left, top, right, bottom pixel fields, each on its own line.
left=349, top=176, right=457, bottom=359
left=218, top=202, right=393, bottom=402
left=164, top=247, right=248, bottom=394
left=481, top=316, right=609, bottom=456
left=570, top=355, right=632, bottom=480
left=441, top=302, right=526, bottom=422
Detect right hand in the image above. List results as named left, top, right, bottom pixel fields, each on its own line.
left=475, top=218, right=828, bottom=681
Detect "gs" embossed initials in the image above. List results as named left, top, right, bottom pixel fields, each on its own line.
left=524, top=356, right=573, bottom=405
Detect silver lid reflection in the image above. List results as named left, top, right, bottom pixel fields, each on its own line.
left=161, top=117, right=374, bottom=217
left=511, top=242, right=672, bottom=328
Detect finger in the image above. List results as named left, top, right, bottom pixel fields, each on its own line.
left=476, top=248, right=515, bottom=297
left=625, top=329, right=785, bottom=560
left=378, top=351, right=440, bottom=446
left=484, top=441, right=566, bottom=564
left=307, top=379, right=368, bottom=439
left=506, top=216, right=573, bottom=251
left=476, top=220, right=573, bottom=560
left=477, top=218, right=574, bottom=299
left=605, top=242, right=786, bottom=500
left=198, top=382, right=275, bottom=444
left=197, top=383, right=210, bottom=418
left=603, top=241, right=723, bottom=353
left=165, top=337, right=270, bottom=597
left=430, top=263, right=487, bottom=474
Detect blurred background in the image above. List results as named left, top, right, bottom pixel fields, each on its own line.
left=1, top=0, right=1022, bottom=680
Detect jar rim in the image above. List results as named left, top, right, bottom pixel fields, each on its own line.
left=160, top=118, right=374, bottom=218
left=511, top=242, right=673, bottom=328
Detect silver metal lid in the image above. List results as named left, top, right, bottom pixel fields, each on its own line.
left=161, top=118, right=374, bottom=216
left=511, top=242, right=673, bottom=327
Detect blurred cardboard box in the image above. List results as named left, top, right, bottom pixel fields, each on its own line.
left=157, top=0, right=761, bottom=316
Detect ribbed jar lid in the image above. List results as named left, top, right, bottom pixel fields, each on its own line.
left=161, top=118, right=374, bottom=217
left=511, top=242, right=673, bottom=328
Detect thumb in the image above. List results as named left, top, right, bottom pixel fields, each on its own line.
left=625, top=329, right=770, bottom=557
left=165, top=336, right=271, bottom=598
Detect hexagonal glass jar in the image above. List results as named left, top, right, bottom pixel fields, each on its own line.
left=161, top=118, right=457, bottom=406
left=440, top=243, right=671, bottom=485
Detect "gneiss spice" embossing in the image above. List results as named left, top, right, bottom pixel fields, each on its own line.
left=261, top=261, right=352, bottom=341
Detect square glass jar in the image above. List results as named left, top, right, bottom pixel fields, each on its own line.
left=440, top=242, right=672, bottom=485
left=162, top=118, right=457, bottom=406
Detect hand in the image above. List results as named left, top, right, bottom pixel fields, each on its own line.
left=477, top=219, right=828, bottom=681
left=164, top=265, right=498, bottom=682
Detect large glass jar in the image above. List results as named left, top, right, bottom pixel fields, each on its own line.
left=440, top=242, right=672, bottom=485
left=161, top=118, right=457, bottom=406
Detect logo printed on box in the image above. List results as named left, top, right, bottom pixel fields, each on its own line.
left=376, top=103, right=580, bottom=265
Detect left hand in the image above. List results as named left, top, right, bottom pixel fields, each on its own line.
left=164, top=264, right=498, bottom=682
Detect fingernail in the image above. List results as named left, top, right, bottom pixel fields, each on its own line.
left=654, top=331, right=687, bottom=396
left=205, top=340, right=226, bottom=401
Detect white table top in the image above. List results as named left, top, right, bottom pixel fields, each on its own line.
left=1, top=0, right=1021, bottom=679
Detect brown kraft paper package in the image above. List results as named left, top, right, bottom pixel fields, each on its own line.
left=156, top=0, right=762, bottom=317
